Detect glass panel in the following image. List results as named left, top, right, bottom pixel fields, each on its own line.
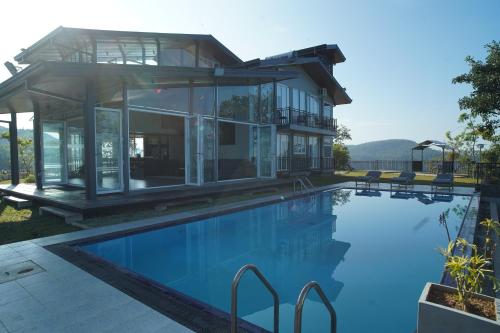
left=309, top=136, right=319, bottom=169
left=292, top=88, right=299, bottom=109
left=67, top=118, right=85, bottom=186
left=259, top=83, right=273, bottom=124
left=323, top=104, right=333, bottom=118
left=96, top=109, right=122, bottom=193
left=188, top=116, right=198, bottom=184
left=193, top=87, right=215, bottom=116
left=323, top=136, right=333, bottom=158
left=218, top=85, right=258, bottom=122
left=299, top=91, right=306, bottom=111
left=96, top=41, right=124, bottom=64
left=198, top=49, right=220, bottom=68
left=129, top=111, right=185, bottom=189
left=259, top=126, right=272, bottom=177
left=308, top=95, right=319, bottom=114
left=42, top=122, right=65, bottom=184
left=277, top=84, right=289, bottom=109
left=202, top=118, right=215, bottom=183
left=160, top=40, right=196, bottom=67
left=218, top=121, right=257, bottom=180
left=128, top=88, right=189, bottom=113
left=277, top=133, right=289, bottom=171
left=293, top=135, right=306, bottom=155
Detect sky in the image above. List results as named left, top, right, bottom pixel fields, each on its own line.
left=0, top=0, right=498, bottom=144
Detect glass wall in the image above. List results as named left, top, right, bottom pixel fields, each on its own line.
left=160, top=40, right=196, bottom=67
left=259, top=126, right=273, bottom=177
left=309, top=136, right=320, bottom=169
left=193, top=87, right=215, bottom=116
left=259, top=83, right=274, bottom=123
left=42, top=122, right=65, bottom=184
left=293, top=135, right=306, bottom=155
left=67, top=118, right=85, bottom=186
left=277, top=133, right=289, bottom=171
left=218, top=85, right=258, bottom=122
left=128, top=88, right=189, bottom=113
left=96, top=108, right=122, bottom=193
left=218, top=121, right=257, bottom=180
left=129, top=110, right=185, bottom=189
left=202, top=118, right=215, bottom=182
left=187, top=116, right=199, bottom=185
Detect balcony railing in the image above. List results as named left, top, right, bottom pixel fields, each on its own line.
left=277, top=157, right=334, bottom=172
left=273, top=107, right=337, bottom=132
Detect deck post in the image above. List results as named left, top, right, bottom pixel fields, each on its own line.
left=84, top=78, right=97, bottom=200
left=8, top=106, right=19, bottom=185
left=122, top=82, right=130, bottom=194
left=32, top=100, right=43, bottom=190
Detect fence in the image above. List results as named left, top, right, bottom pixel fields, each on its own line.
left=349, top=160, right=475, bottom=175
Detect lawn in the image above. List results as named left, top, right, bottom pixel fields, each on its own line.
left=0, top=172, right=478, bottom=245
left=0, top=202, right=79, bottom=245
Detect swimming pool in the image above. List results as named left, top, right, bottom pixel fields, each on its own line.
left=80, top=189, right=473, bottom=332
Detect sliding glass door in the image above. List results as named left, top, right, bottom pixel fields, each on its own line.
left=42, top=122, right=66, bottom=184
left=258, top=125, right=276, bottom=178
left=95, top=108, right=123, bottom=193
left=67, top=118, right=85, bottom=187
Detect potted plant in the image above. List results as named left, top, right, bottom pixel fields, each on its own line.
left=417, top=238, right=500, bottom=333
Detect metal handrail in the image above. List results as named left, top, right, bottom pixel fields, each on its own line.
left=231, top=264, right=280, bottom=333
left=294, top=281, right=337, bottom=333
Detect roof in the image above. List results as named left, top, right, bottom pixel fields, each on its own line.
left=265, top=44, right=346, bottom=64
left=243, top=57, right=352, bottom=105
left=412, top=140, right=453, bottom=151
left=14, top=26, right=243, bottom=66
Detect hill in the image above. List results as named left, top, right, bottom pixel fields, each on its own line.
left=347, top=139, right=442, bottom=161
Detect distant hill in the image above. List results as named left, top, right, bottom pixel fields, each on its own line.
left=347, top=139, right=442, bottom=161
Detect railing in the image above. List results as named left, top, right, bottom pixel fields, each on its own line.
left=277, top=157, right=334, bottom=173
left=475, top=163, right=500, bottom=184
left=274, top=107, right=337, bottom=132
left=349, top=160, right=478, bottom=175
left=294, top=281, right=337, bottom=333
left=231, top=264, right=279, bottom=333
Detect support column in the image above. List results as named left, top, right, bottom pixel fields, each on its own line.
left=84, top=79, right=97, bottom=200
left=32, top=100, right=43, bottom=190
left=214, top=80, right=219, bottom=182
left=8, top=107, right=19, bottom=185
left=122, top=83, right=130, bottom=194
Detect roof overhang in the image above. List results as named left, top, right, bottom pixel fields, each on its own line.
left=0, top=62, right=297, bottom=114
left=412, top=140, right=453, bottom=151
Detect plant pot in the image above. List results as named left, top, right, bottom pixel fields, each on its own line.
left=417, top=283, right=500, bottom=333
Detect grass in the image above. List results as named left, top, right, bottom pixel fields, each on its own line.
left=0, top=202, right=79, bottom=246
left=0, top=171, right=478, bottom=245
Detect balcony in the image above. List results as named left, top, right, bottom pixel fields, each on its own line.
left=273, top=107, right=337, bottom=132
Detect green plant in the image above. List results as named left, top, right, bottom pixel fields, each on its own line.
left=439, top=238, right=499, bottom=311
left=22, top=174, right=35, bottom=184
left=480, top=218, right=500, bottom=257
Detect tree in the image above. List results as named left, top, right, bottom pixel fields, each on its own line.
left=445, top=120, right=480, bottom=163
left=333, top=124, right=352, bottom=170
left=0, top=132, right=34, bottom=176
left=452, top=41, right=500, bottom=140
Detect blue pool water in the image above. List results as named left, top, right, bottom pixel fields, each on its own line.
left=82, top=189, right=471, bottom=333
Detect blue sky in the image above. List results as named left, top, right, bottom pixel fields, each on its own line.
left=0, top=0, right=498, bottom=144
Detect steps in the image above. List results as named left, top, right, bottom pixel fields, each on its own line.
left=2, top=196, right=32, bottom=209
left=39, top=206, right=84, bottom=226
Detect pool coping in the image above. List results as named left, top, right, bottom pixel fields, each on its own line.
left=44, top=182, right=477, bottom=332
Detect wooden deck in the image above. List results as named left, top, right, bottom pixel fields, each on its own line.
left=0, top=179, right=293, bottom=216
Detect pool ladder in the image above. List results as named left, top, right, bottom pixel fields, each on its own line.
left=230, top=264, right=337, bottom=333
left=293, top=176, right=314, bottom=192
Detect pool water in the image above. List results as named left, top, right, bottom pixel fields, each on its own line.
left=82, top=189, right=471, bottom=333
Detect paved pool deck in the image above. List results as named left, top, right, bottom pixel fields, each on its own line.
left=0, top=183, right=477, bottom=332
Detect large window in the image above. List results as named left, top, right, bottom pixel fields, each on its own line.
left=42, top=122, right=65, bottom=184
left=198, top=49, right=220, bottom=68
left=308, top=95, right=320, bottom=115
left=218, top=121, right=257, bottom=180
left=309, top=136, right=320, bottom=169
left=160, top=40, right=196, bottom=67
left=129, top=111, right=185, bottom=189
left=96, top=108, right=122, bottom=193
left=128, top=88, right=189, bottom=113
left=193, top=87, right=215, bottom=116
left=292, top=88, right=306, bottom=111
left=96, top=40, right=158, bottom=65
left=259, top=83, right=274, bottom=123
left=67, top=118, right=85, bottom=187
left=293, top=135, right=306, bottom=155
left=218, top=85, right=258, bottom=122
left=277, top=133, right=289, bottom=171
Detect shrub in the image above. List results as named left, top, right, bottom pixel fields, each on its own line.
left=22, top=174, right=36, bottom=184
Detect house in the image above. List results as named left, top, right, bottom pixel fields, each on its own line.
left=0, top=27, right=351, bottom=207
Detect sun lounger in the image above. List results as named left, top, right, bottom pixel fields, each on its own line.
left=355, top=170, right=381, bottom=189
left=431, top=173, right=454, bottom=192
left=390, top=171, right=416, bottom=190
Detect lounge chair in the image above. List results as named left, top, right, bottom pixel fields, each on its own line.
left=431, top=173, right=454, bottom=192
left=355, top=170, right=381, bottom=189
left=390, top=171, right=416, bottom=190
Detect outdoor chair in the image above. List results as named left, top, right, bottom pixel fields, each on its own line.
left=355, top=170, right=381, bottom=189
left=390, top=171, right=416, bottom=190
left=431, top=173, right=454, bottom=192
